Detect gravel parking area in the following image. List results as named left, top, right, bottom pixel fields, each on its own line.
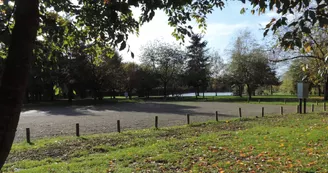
left=16, top=101, right=296, bottom=142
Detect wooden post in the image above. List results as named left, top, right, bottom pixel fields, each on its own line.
left=324, top=102, right=326, bottom=111
left=155, top=116, right=158, bottom=129
left=262, top=107, right=264, bottom=117
left=117, top=120, right=121, bottom=133
left=304, top=98, right=307, bottom=114
left=187, top=114, right=190, bottom=124
left=76, top=123, right=80, bottom=137
left=280, top=106, right=283, bottom=115
left=239, top=108, right=242, bottom=120
left=297, top=105, right=299, bottom=113
left=299, top=99, right=303, bottom=114
left=215, top=111, right=218, bottom=122
left=312, top=104, right=314, bottom=112
left=26, top=128, right=31, bottom=143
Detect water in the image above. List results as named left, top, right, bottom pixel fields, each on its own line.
left=173, top=92, right=233, bottom=97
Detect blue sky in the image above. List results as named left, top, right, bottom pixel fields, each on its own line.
left=121, top=1, right=282, bottom=64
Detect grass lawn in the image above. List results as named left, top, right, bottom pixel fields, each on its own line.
left=3, top=112, right=328, bottom=172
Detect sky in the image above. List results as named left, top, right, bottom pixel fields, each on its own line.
left=120, top=1, right=283, bottom=64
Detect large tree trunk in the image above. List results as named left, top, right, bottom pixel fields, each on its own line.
left=0, top=0, right=39, bottom=169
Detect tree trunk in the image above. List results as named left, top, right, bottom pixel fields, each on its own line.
left=0, top=0, right=39, bottom=169
left=163, top=82, right=167, bottom=98
left=246, top=84, right=252, bottom=100
left=25, top=89, right=30, bottom=103
left=50, top=85, right=54, bottom=101
left=68, top=84, right=73, bottom=103
left=238, top=85, right=243, bottom=97
left=318, top=85, right=321, bottom=97
left=270, top=85, right=273, bottom=95
left=195, top=86, right=199, bottom=99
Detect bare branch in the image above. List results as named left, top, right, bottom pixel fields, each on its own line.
left=269, top=55, right=320, bottom=62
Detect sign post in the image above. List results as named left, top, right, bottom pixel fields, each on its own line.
left=297, top=83, right=309, bottom=114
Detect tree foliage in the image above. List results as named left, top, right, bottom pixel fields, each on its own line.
left=185, top=34, right=211, bottom=97
left=228, top=30, right=278, bottom=99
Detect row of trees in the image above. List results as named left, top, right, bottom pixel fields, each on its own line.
left=139, top=31, right=279, bottom=100
left=11, top=31, right=278, bottom=102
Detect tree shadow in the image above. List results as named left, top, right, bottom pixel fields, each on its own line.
left=21, top=102, right=237, bottom=118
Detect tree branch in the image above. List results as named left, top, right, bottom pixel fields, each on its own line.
left=308, top=34, right=325, bottom=57
left=269, top=55, right=320, bottom=62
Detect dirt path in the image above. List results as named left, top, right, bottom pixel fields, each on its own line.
left=16, top=102, right=296, bottom=142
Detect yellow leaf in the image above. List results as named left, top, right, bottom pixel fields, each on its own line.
left=267, top=159, right=274, bottom=162
left=304, top=43, right=312, bottom=52
left=307, top=161, right=317, bottom=166
left=279, top=143, right=284, bottom=147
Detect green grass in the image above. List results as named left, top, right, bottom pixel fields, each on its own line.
left=3, top=112, right=328, bottom=172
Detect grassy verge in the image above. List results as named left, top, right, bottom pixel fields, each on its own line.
left=3, top=112, right=328, bottom=172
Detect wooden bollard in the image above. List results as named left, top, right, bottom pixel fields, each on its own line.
left=312, top=104, right=314, bottom=112
left=187, top=114, right=190, bottom=124
left=117, top=120, right=121, bottom=133
left=26, top=128, right=31, bottom=143
left=155, top=116, right=158, bottom=129
left=215, top=111, right=218, bottom=121
left=239, top=108, right=242, bottom=119
left=324, top=102, right=326, bottom=111
left=281, top=106, right=284, bottom=115
left=262, top=107, right=264, bottom=117
left=76, top=123, right=80, bottom=137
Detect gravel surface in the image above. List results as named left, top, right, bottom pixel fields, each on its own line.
left=16, top=102, right=296, bottom=142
